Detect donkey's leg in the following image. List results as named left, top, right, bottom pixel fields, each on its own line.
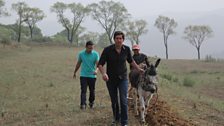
left=128, top=86, right=133, bottom=99
left=138, top=88, right=146, bottom=123
left=133, top=88, right=139, bottom=116
left=144, top=93, right=153, bottom=115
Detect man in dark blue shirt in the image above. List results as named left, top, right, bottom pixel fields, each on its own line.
left=98, top=31, right=143, bottom=126
left=132, top=44, right=150, bottom=67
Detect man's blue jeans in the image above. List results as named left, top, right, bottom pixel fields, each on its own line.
left=80, top=77, right=96, bottom=106
left=106, top=78, right=128, bottom=125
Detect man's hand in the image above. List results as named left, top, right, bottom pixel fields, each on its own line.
left=138, top=68, right=145, bottom=74
left=73, top=72, right=76, bottom=79
left=93, top=70, right=98, bottom=75
left=102, top=73, right=109, bottom=82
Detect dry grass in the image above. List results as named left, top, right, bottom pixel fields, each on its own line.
left=1, top=45, right=224, bottom=126
left=158, top=59, right=224, bottom=126
left=0, top=46, right=108, bottom=125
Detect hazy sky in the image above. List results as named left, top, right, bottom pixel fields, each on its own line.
left=1, top=0, right=224, bottom=59
left=1, top=0, right=224, bottom=35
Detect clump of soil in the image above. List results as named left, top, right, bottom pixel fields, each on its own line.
left=128, top=95, right=196, bottom=126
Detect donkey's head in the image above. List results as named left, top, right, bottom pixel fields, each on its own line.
left=141, top=58, right=161, bottom=93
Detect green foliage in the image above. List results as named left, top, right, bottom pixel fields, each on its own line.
left=30, top=36, right=52, bottom=43
left=51, top=34, right=67, bottom=44
left=161, top=73, right=173, bottom=81
left=154, top=15, right=177, bottom=59
left=0, top=37, right=11, bottom=47
left=190, top=70, right=199, bottom=74
left=183, top=77, right=195, bottom=87
left=51, top=2, right=89, bottom=44
left=172, top=77, right=179, bottom=83
left=88, top=1, right=129, bottom=44
left=24, top=7, right=45, bottom=39
left=97, top=33, right=110, bottom=48
left=0, top=24, right=16, bottom=40
left=183, top=25, right=213, bottom=60
left=0, top=23, right=43, bottom=42
left=125, top=19, right=148, bottom=45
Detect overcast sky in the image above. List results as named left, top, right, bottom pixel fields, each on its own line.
left=1, top=0, right=224, bottom=35
left=1, top=0, right=224, bottom=59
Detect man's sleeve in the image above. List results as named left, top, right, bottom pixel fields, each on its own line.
left=77, top=52, right=82, bottom=62
left=96, top=52, right=100, bottom=61
left=98, top=48, right=107, bottom=66
left=143, top=54, right=150, bottom=66
left=127, top=47, right=133, bottom=63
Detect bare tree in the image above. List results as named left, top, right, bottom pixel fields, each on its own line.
left=183, top=25, right=213, bottom=60
left=51, top=2, right=89, bottom=45
left=24, top=7, right=45, bottom=39
left=88, top=0, right=130, bottom=44
left=125, top=19, right=148, bottom=46
left=12, top=2, right=29, bottom=42
left=154, top=15, right=177, bottom=59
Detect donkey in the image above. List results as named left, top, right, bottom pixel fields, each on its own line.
left=129, top=58, right=161, bottom=123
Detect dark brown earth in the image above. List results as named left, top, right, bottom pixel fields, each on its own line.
left=128, top=94, right=196, bottom=126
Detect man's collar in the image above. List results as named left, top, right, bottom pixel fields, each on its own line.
left=112, top=44, right=126, bottom=50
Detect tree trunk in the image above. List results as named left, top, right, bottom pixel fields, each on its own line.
left=109, top=39, right=113, bottom=44
left=165, top=44, right=168, bottom=59
left=68, top=38, right=72, bottom=44
left=197, top=47, right=200, bottom=60
left=29, top=26, right=33, bottom=40
left=66, top=28, right=71, bottom=44
left=17, top=22, right=22, bottom=43
left=107, top=31, right=113, bottom=44
left=70, top=28, right=75, bottom=45
left=163, top=33, right=168, bottom=59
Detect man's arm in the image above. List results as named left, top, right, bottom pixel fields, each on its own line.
left=93, top=61, right=99, bottom=75
left=130, top=60, right=144, bottom=73
left=97, top=48, right=109, bottom=81
left=98, top=64, right=109, bottom=81
left=73, top=61, right=81, bottom=78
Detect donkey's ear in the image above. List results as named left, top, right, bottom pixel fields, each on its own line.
left=155, top=58, right=161, bottom=68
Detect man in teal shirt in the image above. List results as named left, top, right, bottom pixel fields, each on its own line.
left=73, top=41, right=99, bottom=109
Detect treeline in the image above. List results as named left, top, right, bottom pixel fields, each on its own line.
left=0, top=0, right=213, bottom=59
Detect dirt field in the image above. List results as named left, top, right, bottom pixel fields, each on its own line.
left=0, top=45, right=223, bottom=126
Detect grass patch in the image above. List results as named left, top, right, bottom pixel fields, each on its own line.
left=160, top=73, right=172, bottom=81
left=1, top=46, right=224, bottom=125
left=183, top=77, right=195, bottom=87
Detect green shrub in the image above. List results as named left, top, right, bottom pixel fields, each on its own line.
left=183, top=77, right=195, bottom=87
left=172, top=77, right=179, bottom=83
left=190, top=70, right=199, bottom=74
left=161, top=73, right=172, bottom=81
left=0, top=37, right=11, bottom=47
left=216, top=76, right=220, bottom=80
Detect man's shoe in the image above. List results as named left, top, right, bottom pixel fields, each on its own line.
left=80, top=105, right=86, bottom=110
left=111, top=119, right=119, bottom=126
left=89, top=103, right=94, bottom=109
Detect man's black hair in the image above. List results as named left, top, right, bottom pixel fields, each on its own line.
left=113, top=31, right=125, bottom=40
left=86, top=41, right=94, bottom=47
